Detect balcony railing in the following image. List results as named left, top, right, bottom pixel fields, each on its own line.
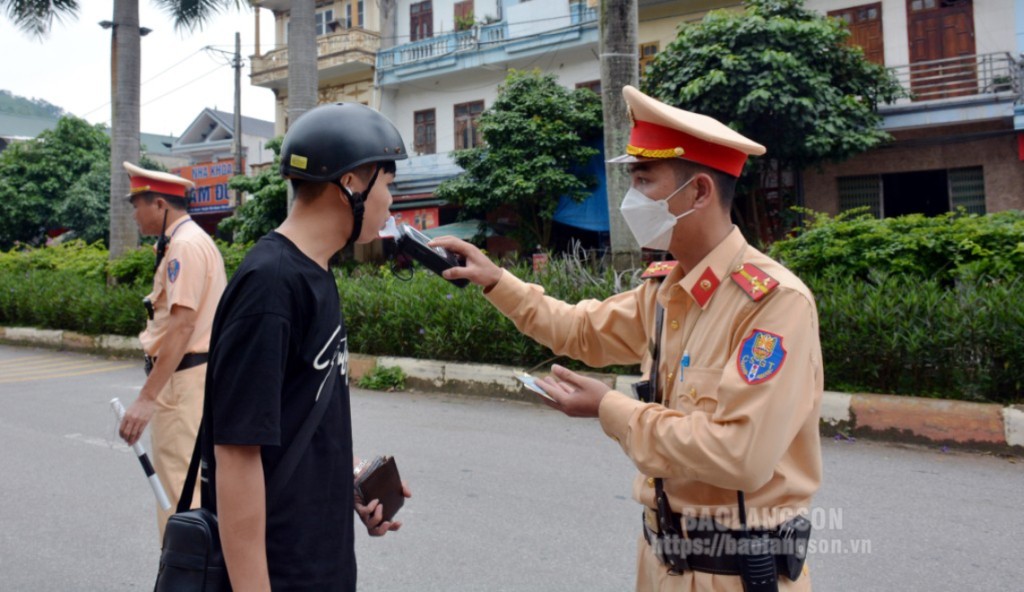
left=378, top=3, right=598, bottom=72
left=378, top=22, right=508, bottom=70
left=886, top=52, right=1022, bottom=105
left=251, top=28, right=380, bottom=83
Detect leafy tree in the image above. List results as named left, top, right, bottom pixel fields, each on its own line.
left=0, top=116, right=110, bottom=248
left=0, top=115, right=169, bottom=246
left=218, top=137, right=287, bottom=244
left=59, top=160, right=111, bottom=244
left=643, top=0, right=905, bottom=242
left=2, top=0, right=243, bottom=258
left=434, top=70, right=604, bottom=249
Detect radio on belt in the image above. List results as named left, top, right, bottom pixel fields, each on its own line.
left=390, top=221, right=468, bottom=288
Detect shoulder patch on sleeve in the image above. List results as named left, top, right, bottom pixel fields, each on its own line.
left=737, top=329, right=786, bottom=384
left=641, top=260, right=678, bottom=279
left=167, top=259, right=181, bottom=283
left=730, top=263, right=778, bottom=301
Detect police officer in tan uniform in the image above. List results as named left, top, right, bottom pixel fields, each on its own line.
left=117, top=162, right=227, bottom=539
left=433, top=86, right=823, bottom=591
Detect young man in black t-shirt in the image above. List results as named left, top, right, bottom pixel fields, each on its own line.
left=203, top=103, right=411, bottom=591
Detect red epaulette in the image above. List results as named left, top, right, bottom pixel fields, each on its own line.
left=641, top=260, right=678, bottom=279
left=730, top=263, right=778, bottom=302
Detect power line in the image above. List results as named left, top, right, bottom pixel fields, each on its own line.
left=80, top=47, right=210, bottom=118
left=141, top=64, right=226, bottom=107
left=78, top=45, right=235, bottom=118
left=143, top=48, right=205, bottom=84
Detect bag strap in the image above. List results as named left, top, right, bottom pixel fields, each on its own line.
left=649, top=302, right=665, bottom=406
left=177, top=341, right=343, bottom=513
left=648, top=302, right=674, bottom=534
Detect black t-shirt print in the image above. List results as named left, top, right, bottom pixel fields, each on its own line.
left=204, top=231, right=356, bottom=591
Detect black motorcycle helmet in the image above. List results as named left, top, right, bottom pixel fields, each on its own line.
left=280, top=102, right=408, bottom=246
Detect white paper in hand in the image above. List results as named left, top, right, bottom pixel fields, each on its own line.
left=514, top=373, right=555, bottom=402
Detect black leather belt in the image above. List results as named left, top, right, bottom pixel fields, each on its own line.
left=144, top=352, right=208, bottom=376
left=642, top=513, right=794, bottom=577
left=643, top=514, right=742, bottom=575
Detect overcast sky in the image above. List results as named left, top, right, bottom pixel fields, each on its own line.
left=0, top=2, right=278, bottom=138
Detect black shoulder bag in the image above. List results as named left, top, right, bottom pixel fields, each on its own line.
left=154, top=347, right=343, bottom=592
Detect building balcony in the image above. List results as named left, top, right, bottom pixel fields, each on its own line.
left=377, top=2, right=598, bottom=87
left=879, top=52, right=1023, bottom=131
left=250, top=28, right=380, bottom=90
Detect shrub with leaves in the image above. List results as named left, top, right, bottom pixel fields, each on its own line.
left=219, top=138, right=287, bottom=244
left=357, top=365, right=407, bottom=391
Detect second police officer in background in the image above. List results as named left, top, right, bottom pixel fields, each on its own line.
left=118, top=162, right=227, bottom=540
left=434, top=86, right=823, bottom=592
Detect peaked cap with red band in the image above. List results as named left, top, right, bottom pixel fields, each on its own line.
left=123, top=161, right=194, bottom=200
left=607, top=86, right=766, bottom=177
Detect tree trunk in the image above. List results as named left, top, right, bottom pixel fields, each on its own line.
left=108, top=0, right=142, bottom=259
left=379, top=0, right=398, bottom=49
left=285, top=0, right=318, bottom=210
left=287, top=0, right=318, bottom=127
left=600, top=0, right=639, bottom=269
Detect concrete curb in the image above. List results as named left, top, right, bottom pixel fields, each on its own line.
left=0, top=326, right=142, bottom=357
left=2, top=326, right=1020, bottom=452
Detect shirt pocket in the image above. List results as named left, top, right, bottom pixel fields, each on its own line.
left=674, top=367, right=723, bottom=415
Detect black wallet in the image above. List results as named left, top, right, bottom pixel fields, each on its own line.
left=355, top=455, right=405, bottom=522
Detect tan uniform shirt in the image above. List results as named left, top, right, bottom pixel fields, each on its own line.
left=485, top=227, right=823, bottom=529
left=139, top=216, right=227, bottom=356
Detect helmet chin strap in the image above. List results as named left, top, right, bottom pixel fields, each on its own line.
left=335, top=163, right=383, bottom=249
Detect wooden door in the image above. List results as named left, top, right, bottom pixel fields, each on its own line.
left=907, top=0, right=976, bottom=99
left=829, top=3, right=884, bottom=65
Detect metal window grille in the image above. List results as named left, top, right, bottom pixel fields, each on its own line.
left=837, top=175, right=882, bottom=218
left=948, top=166, right=986, bottom=214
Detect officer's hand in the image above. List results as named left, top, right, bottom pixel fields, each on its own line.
left=535, top=364, right=611, bottom=418
left=119, top=397, right=157, bottom=446
left=355, top=481, right=412, bottom=537
left=428, top=236, right=503, bottom=290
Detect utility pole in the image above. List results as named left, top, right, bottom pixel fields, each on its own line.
left=233, top=31, right=243, bottom=208
left=600, top=0, right=639, bottom=269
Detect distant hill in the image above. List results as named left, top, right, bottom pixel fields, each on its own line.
left=0, top=90, right=65, bottom=119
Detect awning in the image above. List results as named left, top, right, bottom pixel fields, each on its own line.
left=421, top=220, right=495, bottom=240
left=392, top=198, right=446, bottom=209
left=552, top=139, right=609, bottom=232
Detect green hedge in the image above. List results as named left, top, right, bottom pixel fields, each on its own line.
left=1, top=218, right=1022, bottom=404
left=339, top=257, right=642, bottom=374
left=810, top=272, right=1022, bottom=402
left=0, top=269, right=148, bottom=335
left=770, top=208, right=1024, bottom=282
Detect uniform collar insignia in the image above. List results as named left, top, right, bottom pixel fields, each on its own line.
left=688, top=267, right=720, bottom=308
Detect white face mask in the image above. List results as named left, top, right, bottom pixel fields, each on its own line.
left=619, top=177, right=696, bottom=251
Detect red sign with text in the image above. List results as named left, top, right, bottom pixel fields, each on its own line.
left=392, top=207, right=439, bottom=230
left=172, top=159, right=242, bottom=214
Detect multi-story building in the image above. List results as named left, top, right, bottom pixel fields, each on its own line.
left=376, top=0, right=603, bottom=243
left=170, top=108, right=276, bottom=233
left=801, top=0, right=1023, bottom=217
left=249, top=0, right=384, bottom=135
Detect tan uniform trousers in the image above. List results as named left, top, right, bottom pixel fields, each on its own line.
left=635, top=535, right=812, bottom=592
left=150, top=363, right=205, bottom=539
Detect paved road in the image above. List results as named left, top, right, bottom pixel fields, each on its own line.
left=0, top=344, right=1020, bottom=591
